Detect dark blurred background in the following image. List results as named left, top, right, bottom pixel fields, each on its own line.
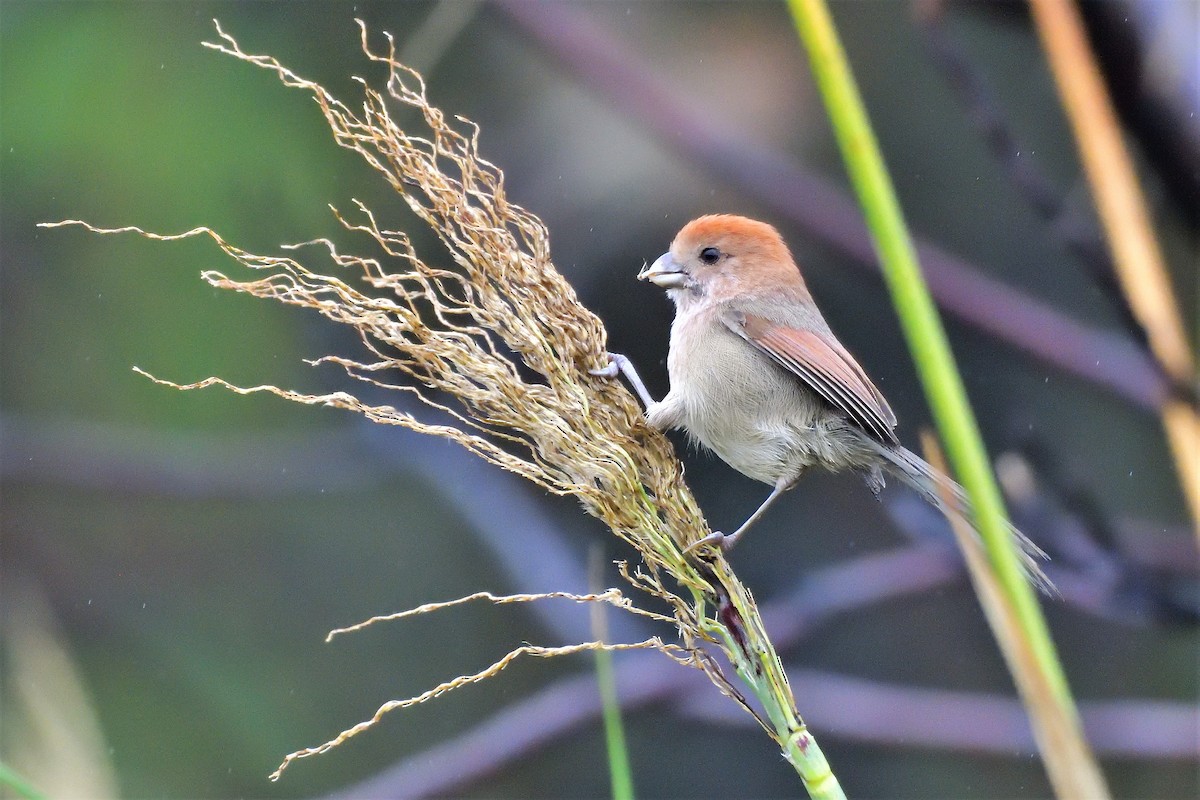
left=2, top=2, right=1196, bottom=798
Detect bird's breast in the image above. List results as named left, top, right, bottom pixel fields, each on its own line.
left=666, top=310, right=826, bottom=484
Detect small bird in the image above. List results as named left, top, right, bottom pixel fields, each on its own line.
left=597, top=214, right=1050, bottom=591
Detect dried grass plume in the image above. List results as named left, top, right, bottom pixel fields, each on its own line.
left=41, top=20, right=843, bottom=797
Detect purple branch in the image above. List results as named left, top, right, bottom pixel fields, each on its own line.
left=8, top=414, right=1187, bottom=625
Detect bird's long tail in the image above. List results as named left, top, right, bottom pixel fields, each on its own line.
left=871, top=442, right=1055, bottom=595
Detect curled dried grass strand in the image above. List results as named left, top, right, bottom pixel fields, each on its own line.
left=325, top=588, right=680, bottom=642
left=268, top=637, right=679, bottom=782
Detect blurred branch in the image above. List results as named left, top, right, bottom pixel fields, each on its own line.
left=1029, top=0, right=1199, bottom=532
left=331, top=663, right=1197, bottom=798
left=1116, top=517, right=1200, bottom=576
left=0, top=414, right=383, bottom=496
left=397, top=1, right=482, bottom=78
left=323, top=512, right=1194, bottom=798
left=495, top=0, right=1167, bottom=412
left=913, top=0, right=1151, bottom=355
left=1000, top=439, right=1200, bottom=625
left=7, top=412, right=1192, bottom=628
left=683, top=668, right=1200, bottom=757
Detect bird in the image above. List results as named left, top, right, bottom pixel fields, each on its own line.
left=595, top=213, right=1051, bottom=592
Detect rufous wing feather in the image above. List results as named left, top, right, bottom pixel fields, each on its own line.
left=727, top=312, right=899, bottom=444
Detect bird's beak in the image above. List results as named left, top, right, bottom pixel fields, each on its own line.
left=638, top=252, right=689, bottom=289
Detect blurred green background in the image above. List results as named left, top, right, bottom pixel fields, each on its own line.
left=2, top=2, right=1196, bottom=798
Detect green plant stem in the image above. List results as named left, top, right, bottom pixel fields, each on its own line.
left=0, top=763, right=46, bottom=800
left=590, top=548, right=635, bottom=800
left=786, top=0, right=1077, bottom=734
left=699, top=574, right=845, bottom=800
left=594, top=643, right=634, bottom=800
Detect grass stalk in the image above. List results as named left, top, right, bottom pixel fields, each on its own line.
left=786, top=0, right=1108, bottom=796
left=590, top=547, right=636, bottom=800
left=594, top=633, right=635, bottom=800
left=922, top=434, right=1109, bottom=799
left=1027, top=0, right=1199, bottom=535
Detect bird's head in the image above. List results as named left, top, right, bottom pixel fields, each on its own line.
left=639, top=214, right=808, bottom=308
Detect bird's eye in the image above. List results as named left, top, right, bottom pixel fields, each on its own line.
left=699, top=246, right=721, bottom=264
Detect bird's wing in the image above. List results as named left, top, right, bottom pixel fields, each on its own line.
left=724, top=310, right=899, bottom=444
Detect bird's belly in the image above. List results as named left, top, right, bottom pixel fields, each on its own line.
left=670, top=332, right=822, bottom=484
left=691, top=418, right=808, bottom=485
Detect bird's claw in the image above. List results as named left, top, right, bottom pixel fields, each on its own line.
left=590, top=352, right=657, bottom=411
left=683, top=530, right=731, bottom=557
left=589, top=352, right=628, bottom=378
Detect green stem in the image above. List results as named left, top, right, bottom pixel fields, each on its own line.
left=701, top=577, right=846, bottom=800
left=0, top=763, right=46, bottom=800
left=594, top=641, right=635, bottom=800
left=590, top=548, right=635, bottom=800
left=786, top=0, right=1074, bottom=719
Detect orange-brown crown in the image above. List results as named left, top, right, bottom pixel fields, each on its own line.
left=672, top=214, right=806, bottom=295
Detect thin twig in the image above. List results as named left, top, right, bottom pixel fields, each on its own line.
left=270, top=637, right=676, bottom=781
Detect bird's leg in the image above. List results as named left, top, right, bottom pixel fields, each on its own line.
left=591, top=352, right=657, bottom=410
left=685, top=475, right=795, bottom=554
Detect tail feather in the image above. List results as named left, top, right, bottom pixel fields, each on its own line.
left=871, top=443, right=1055, bottom=595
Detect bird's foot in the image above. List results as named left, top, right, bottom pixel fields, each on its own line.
left=588, top=352, right=626, bottom=378
left=683, top=530, right=738, bottom=556
left=590, top=352, right=656, bottom=410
